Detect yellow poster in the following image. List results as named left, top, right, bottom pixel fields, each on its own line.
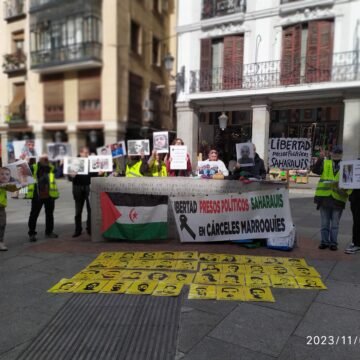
left=48, top=278, right=83, bottom=293
left=152, top=282, right=184, bottom=297
left=177, top=251, right=198, bottom=260
left=98, top=269, right=123, bottom=280
left=127, top=260, right=156, bottom=269
left=188, top=284, right=217, bottom=300
left=74, top=280, right=109, bottom=293
left=239, top=256, right=262, bottom=265
left=245, top=274, right=271, bottom=287
left=87, top=260, right=114, bottom=269
left=153, top=260, right=177, bottom=270
left=291, top=266, right=321, bottom=278
left=222, top=264, right=246, bottom=274
left=157, top=251, right=178, bottom=260
left=175, top=260, right=198, bottom=271
left=134, top=252, right=160, bottom=260
left=216, top=286, right=245, bottom=301
left=107, top=261, right=129, bottom=270
left=199, top=262, right=223, bottom=273
left=245, top=264, right=267, bottom=275
left=284, top=258, right=308, bottom=267
left=96, top=252, right=119, bottom=260
left=126, top=280, right=158, bottom=295
left=72, top=269, right=103, bottom=280
left=295, top=277, right=327, bottom=290
left=194, top=272, right=221, bottom=284
left=168, top=272, right=195, bottom=284
left=120, top=270, right=146, bottom=281
left=118, top=252, right=137, bottom=261
left=220, top=273, right=246, bottom=286
left=266, top=265, right=294, bottom=276
left=259, top=257, right=286, bottom=266
left=218, top=254, right=241, bottom=263
left=100, top=280, right=133, bottom=293
left=270, top=275, right=299, bottom=289
left=244, top=287, right=275, bottom=302
left=198, top=253, right=220, bottom=262
left=143, top=271, right=172, bottom=282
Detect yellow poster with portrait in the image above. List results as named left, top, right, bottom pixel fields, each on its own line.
left=126, top=280, right=158, bottom=295
left=177, top=251, right=198, bottom=260
left=218, top=254, right=241, bottom=263
left=291, top=266, right=321, bottom=278
left=245, top=264, right=267, bottom=275
left=265, top=265, right=294, bottom=276
left=96, top=252, right=120, bottom=260
left=166, top=272, right=194, bottom=285
left=87, top=259, right=114, bottom=269
left=239, top=255, right=262, bottom=265
left=295, top=277, right=327, bottom=290
left=194, top=272, right=221, bottom=285
left=220, top=273, right=246, bottom=286
left=244, top=286, right=275, bottom=302
left=97, top=269, right=123, bottom=280
left=175, top=260, right=198, bottom=271
left=199, top=262, right=223, bottom=273
left=134, top=252, right=160, bottom=261
left=100, top=280, right=133, bottom=293
left=270, top=275, right=299, bottom=289
left=284, top=258, right=308, bottom=268
left=127, top=260, right=156, bottom=269
left=107, top=261, right=129, bottom=270
left=258, top=256, right=286, bottom=266
left=188, top=284, right=217, bottom=300
left=72, top=269, right=104, bottom=280
left=120, top=270, right=146, bottom=281
left=153, top=260, right=177, bottom=270
left=143, top=271, right=172, bottom=282
left=157, top=251, right=178, bottom=260
left=118, top=252, right=137, bottom=261
left=216, top=285, right=245, bottom=301
left=198, top=253, right=220, bottom=262
left=48, top=278, right=83, bottom=293
left=222, top=263, right=246, bottom=274
left=152, top=282, right=184, bottom=297
left=74, top=280, right=109, bottom=293
left=245, top=274, right=271, bottom=287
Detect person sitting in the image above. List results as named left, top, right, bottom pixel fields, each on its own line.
left=198, top=149, right=229, bottom=178
left=148, top=150, right=167, bottom=177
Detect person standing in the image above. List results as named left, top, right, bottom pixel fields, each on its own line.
left=345, top=188, right=360, bottom=254
left=312, top=146, right=350, bottom=251
left=68, top=146, right=93, bottom=237
left=165, top=138, right=192, bottom=177
left=148, top=150, right=167, bottom=177
left=27, top=154, right=59, bottom=242
left=125, top=151, right=148, bottom=177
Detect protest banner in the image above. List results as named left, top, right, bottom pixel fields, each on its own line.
left=268, top=138, right=312, bottom=169
left=339, top=160, right=360, bottom=189
left=170, top=188, right=293, bottom=243
left=169, top=145, right=187, bottom=170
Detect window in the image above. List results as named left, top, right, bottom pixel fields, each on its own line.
left=131, top=21, right=142, bottom=55
left=43, top=74, right=64, bottom=122
left=12, top=31, right=24, bottom=53
left=152, top=36, right=160, bottom=66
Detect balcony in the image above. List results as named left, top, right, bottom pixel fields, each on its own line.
left=189, top=50, right=360, bottom=93
left=279, top=0, right=335, bottom=14
left=29, top=0, right=57, bottom=11
left=201, top=0, right=246, bottom=20
left=4, top=0, right=25, bottom=21
left=5, top=106, right=27, bottom=127
left=31, top=42, right=102, bottom=73
left=2, top=51, right=26, bottom=74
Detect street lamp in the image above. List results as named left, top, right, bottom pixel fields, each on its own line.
left=218, top=112, right=228, bottom=131
left=163, top=53, right=185, bottom=93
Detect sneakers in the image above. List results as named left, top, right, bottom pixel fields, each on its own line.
left=45, top=233, right=58, bottom=239
left=0, top=242, right=8, bottom=251
left=345, top=244, right=360, bottom=254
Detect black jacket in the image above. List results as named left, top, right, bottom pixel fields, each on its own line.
left=232, top=153, right=266, bottom=179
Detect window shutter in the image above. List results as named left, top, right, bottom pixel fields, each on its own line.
left=79, top=69, right=101, bottom=101
left=280, top=24, right=301, bottom=85
left=305, top=20, right=333, bottom=83
left=223, top=35, right=244, bottom=90
left=200, top=38, right=212, bottom=91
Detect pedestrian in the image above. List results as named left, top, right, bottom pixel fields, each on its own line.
left=68, top=146, right=94, bottom=237
left=27, top=154, right=59, bottom=242
left=147, top=150, right=167, bottom=177
left=0, top=179, right=19, bottom=251
left=312, top=146, right=350, bottom=251
left=345, top=188, right=360, bottom=254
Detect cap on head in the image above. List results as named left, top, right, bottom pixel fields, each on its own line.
left=331, top=145, right=343, bottom=154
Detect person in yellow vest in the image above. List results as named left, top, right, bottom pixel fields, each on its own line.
left=27, top=154, right=59, bottom=242
left=147, top=150, right=168, bottom=177
left=125, top=151, right=148, bottom=177
left=312, top=146, right=350, bottom=251
left=0, top=170, right=20, bottom=251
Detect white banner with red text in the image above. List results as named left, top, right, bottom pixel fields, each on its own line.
left=171, top=188, right=293, bottom=243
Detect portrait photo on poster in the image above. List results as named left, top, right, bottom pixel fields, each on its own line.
left=96, top=145, right=112, bottom=156
left=109, top=141, right=127, bottom=158
left=47, top=143, right=72, bottom=161
left=153, top=131, right=169, bottom=153
left=127, top=140, right=150, bottom=156
left=339, top=160, right=360, bottom=189
left=13, top=139, right=42, bottom=160
left=88, top=156, right=113, bottom=172
left=63, top=157, right=89, bottom=175
left=236, top=143, right=255, bottom=167
left=0, top=160, right=35, bottom=187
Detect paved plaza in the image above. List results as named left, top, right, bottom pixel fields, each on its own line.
left=0, top=179, right=359, bottom=360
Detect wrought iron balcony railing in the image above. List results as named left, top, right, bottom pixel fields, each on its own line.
left=29, top=0, right=56, bottom=10
left=31, top=42, right=102, bottom=69
left=5, top=105, right=27, bottom=126
left=201, top=0, right=246, bottom=20
left=4, top=0, right=25, bottom=20
left=2, top=51, right=26, bottom=73
left=189, top=50, right=360, bottom=93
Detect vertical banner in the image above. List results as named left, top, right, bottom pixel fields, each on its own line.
left=171, top=188, right=293, bottom=243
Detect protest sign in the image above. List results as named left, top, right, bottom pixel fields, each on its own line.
left=169, top=145, right=187, bottom=170
left=63, top=157, right=89, bottom=175
left=47, top=143, right=72, bottom=161
left=171, top=188, right=293, bottom=243
left=127, top=140, right=150, bottom=156
left=268, top=138, right=312, bottom=169
left=153, top=131, right=169, bottom=153
left=88, top=156, right=113, bottom=172
left=236, top=143, right=255, bottom=167
left=197, top=161, right=223, bottom=177
left=0, top=160, right=35, bottom=187
left=13, top=139, right=42, bottom=160
left=339, top=160, right=360, bottom=189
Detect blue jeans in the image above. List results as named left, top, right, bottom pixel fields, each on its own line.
left=320, top=206, right=343, bottom=245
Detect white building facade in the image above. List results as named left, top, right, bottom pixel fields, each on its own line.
left=175, top=0, right=360, bottom=168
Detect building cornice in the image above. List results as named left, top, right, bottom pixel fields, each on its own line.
left=279, top=0, right=335, bottom=14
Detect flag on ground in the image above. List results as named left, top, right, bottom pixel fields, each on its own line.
left=101, top=192, right=168, bottom=241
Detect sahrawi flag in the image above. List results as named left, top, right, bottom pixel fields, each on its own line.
left=101, top=192, right=168, bottom=240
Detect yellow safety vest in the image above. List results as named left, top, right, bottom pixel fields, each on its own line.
left=314, top=160, right=348, bottom=204
left=125, top=161, right=143, bottom=177
left=0, top=188, right=7, bottom=207
left=149, top=161, right=167, bottom=177
left=26, top=164, right=59, bottom=199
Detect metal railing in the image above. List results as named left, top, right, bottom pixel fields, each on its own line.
left=201, top=0, right=246, bottom=20
left=4, top=0, right=25, bottom=20
left=31, top=42, right=102, bottom=68
left=2, top=51, right=26, bottom=73
left=189, top=50, right=360, bottom=93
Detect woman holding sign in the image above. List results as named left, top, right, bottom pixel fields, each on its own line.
left=165, top=138, right=192, bottom=177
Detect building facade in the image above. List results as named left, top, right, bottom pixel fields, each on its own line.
left=176, top=0, right=360, bottom=167
left=0, top=0, right=175, bottom=163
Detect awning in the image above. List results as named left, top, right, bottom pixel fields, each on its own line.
left=9, top=84, right=25, bottom=114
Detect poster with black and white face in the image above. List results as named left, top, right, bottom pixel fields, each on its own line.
left=63, top=157, right=89, bottom=175
left=153, top=132, right=169, bottom=153
left=127, top=140, right=150, bottom=156
left=13, top=139, right=42, bottom=160
left=236, top=143, right=255, bottom=167
left=88, top=156, right=113, bottom=172
left=339, top=160, right=360, bottom=189
left=47, top=143, right=72, bottom=161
